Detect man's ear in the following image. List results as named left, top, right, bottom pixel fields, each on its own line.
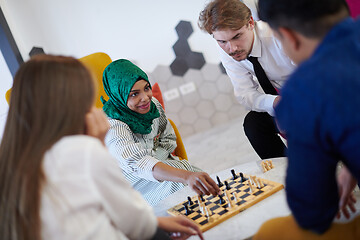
left=278, top=27, right=301, bottom=51
left=249, top=16, right=255, bottom=30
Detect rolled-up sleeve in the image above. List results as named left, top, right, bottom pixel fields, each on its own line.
left=221, top=51, right=277, bottom=116
left=105, top=119, right=160, bottom=182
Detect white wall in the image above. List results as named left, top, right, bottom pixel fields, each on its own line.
left=0, top=0, right=222, bottom=73
left=0, top=0, right=259, bottom=137
left=0, top=50, right=13, bottom=138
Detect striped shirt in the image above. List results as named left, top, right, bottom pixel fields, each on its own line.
left=105, top=98, right=200, bottom=205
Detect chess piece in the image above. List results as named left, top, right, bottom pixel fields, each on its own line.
left=232, top=192, right=237, bottom=202
left=218, top=194, right=226, bottom=204
left=187, top=196, right=193, bottom=205
left=261, top=161, right=267, bottom=172
left=259, top=179, right=264, bottom=188
left=200, top=195, right=205, bottom=202
left=216, top=176, right=224, bottom=187
left=261, top=160, right=275, bottom=172
left=231, top=169, right=238, bottom=180
left=225, top=190, right=234, bottom=208
left=183, top=203, right=191, bottom=215
left=248, top=181, right=254, bottom=194
left=269, top=160, right=274, bottom=168
left=240, top=172, right=247, bottom=182
left=249, top=176, right=254, bottom=185
left=256, top=178, right=261, bottom=189
left=224, top=180, right=231, bottom=190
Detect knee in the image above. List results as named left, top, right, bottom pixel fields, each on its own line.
left=243, top=111, right=257, bottom=133
left=253, top=216, right=298, bottom=240
left=243, top=111, right=265, bottom=136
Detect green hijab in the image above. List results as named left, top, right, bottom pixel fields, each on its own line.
left=101, top=59, right=160, bottom=134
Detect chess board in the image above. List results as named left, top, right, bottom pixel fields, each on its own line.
left=167, top=173, right=284, bottom=232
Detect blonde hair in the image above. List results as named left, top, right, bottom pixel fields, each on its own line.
left=198, top=0, right=252, bottom=34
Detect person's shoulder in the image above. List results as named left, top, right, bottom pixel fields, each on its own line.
left=44, top=135, right=108, bottom=171
left=255, top=21, right=274, bottom=38
left=54, top=135, right=103, bottom=150
left=152, top=97, right=165, bottom=114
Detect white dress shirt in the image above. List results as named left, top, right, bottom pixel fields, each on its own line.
left=41, top=135, right=157, bottom=240
left=219, top=21, right=296, bottom=116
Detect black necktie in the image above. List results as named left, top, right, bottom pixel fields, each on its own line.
left=247, top=56, right=278, bottom=95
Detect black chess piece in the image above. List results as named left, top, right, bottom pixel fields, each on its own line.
left=240, top=172, right=247, bottom=182
left=187, top=196, right=193, bottom=205
left=183, top=203, right=191, bottom=215
left=216, top=176, right=224, bottom=187
left=218, top=194, right=226, bottom=204
left=224, top=180, right=231, bottom=190
left=231, top=169, right=238, bottom=180
left=200, top=195, right=205, bottom=202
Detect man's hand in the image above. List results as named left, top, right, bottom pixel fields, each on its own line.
left=85, top=107, right=109, bottom=145
left=336, top=165, right=357, bottom=219
left=184, top=172, right=221, bottom=196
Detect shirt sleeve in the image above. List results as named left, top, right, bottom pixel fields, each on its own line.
left=105, top=119, right=160, bottom=182
left=153, top=100, right=177, bottom=161
left=86, top=140, right=157, bottom=240
left=275, top=82, right=339, bottom=233
left=220, top=49, right=277, bottom=116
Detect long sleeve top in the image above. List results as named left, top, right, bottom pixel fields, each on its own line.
left=275, top=18, right=360, bottom=234
left=219, top=21, right=296, bottom=116
left=105, top=98, right=197, bottom=205
left=41, top=135, right=157, bottom=240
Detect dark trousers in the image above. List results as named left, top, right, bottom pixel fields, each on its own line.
left=243, top=111, right=286, bottom=160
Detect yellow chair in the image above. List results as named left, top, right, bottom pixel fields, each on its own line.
left=168, top=118, right=188, bottom=160
left=79, top=53, right=187, bottom=159
left=4, top=52, right=187, bottom=160
left=79, top=52, right=112, bottom=108
left=5, top=52, right=112, bottom=107
left=5, top=88, right=11, bottom=105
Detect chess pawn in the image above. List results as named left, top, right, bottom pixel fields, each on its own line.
left=259, top=179, right=265, bottom=188
left=261, top=161, right=267, bottom=172
left=269, top=160, right=274, bottom=169
left=225, top=190, right=234, bottom=208
left=250, top=176, right=256, bottom=186
left=265, top=161, right=271, bottom=171
left=255, top=178, right=261, bottom=189
left=248, top=181, right=254, bottom=194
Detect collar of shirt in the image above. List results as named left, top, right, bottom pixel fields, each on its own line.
left=248, top=22, right=261, bottom=58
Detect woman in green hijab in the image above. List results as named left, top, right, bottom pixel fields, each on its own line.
left=102, top=59, right=220, bottom=205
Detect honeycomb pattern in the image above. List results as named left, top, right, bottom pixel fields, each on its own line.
left=146, top=20, right=248, bottom=138
left=29, top=46, right=45, bottom=57
left=148, top=66, right=247, bottom=138
left=170, top=21, right=206, bottom=76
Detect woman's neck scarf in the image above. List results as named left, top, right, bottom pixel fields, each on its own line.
left=101, top=59, right=160, bottom=134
